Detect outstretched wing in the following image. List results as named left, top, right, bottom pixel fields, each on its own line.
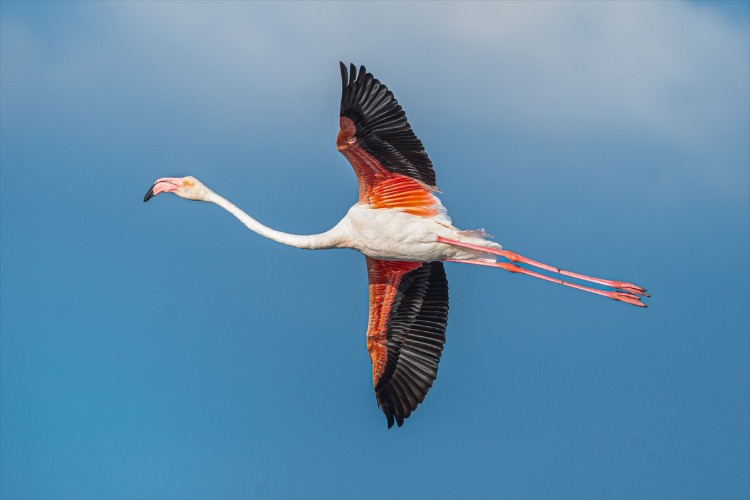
left=365, top=258, right=449, bottom=428
left=338, top=63, right=439, bottom=208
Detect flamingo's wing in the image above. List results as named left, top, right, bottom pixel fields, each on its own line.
left=338, top=63, right=438, bottom=206
left=365, top=257, right=449, bottom=428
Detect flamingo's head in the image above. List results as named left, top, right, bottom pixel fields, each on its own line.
left=143, top=176, right=210, bottom=202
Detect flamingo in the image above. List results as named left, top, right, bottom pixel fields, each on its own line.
left=144, top=63, right=648, bottom=428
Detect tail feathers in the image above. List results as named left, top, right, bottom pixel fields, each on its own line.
left=457, top=229, right=503, bottom=253
left=458, top=228, right=493, bottom=240
left=439, top=233, right=502, bottom=263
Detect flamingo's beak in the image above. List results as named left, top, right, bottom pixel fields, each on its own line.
left=143, top=178, right=181, bottom=202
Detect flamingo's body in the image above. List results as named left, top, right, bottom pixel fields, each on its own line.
left=145, top=63, right=648, bottom=428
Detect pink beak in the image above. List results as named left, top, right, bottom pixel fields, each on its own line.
left=143, top=177, right=181, bottom=202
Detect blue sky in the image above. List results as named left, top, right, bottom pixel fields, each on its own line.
left=1, top=1, right=748, bottom=498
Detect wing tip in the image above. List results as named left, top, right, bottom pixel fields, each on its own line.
left=382, top=404, right=404, bottom=429
left=339, top=62, right=368, bottom=86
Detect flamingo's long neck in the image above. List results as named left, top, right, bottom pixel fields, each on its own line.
left=205, top=191, right=344, bottom=250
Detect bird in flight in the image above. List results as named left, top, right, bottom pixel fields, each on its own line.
left=145, top=62, right=648, bottom=428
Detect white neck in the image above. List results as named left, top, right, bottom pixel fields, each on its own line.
left=204, top=190, right=344, bottom=250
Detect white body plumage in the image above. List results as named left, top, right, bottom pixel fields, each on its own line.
left=334, top=204, right=502, bottom=263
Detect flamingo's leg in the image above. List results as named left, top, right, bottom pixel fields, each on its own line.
left=438, top=236, right=648, bottom=308
left=445, top=258, right=646, bottom=307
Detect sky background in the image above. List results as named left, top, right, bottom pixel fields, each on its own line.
left=1, top=1, right=748, bottom=499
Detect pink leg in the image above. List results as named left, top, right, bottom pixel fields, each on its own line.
left=439, top=236, right=648, bottom=307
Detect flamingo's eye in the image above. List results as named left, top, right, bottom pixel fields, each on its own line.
left=183, top=180, right=191, bottom=187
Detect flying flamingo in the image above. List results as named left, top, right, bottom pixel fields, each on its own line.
left=144, top=63, right=648, bottom=428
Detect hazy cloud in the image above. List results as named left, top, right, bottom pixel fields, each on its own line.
left=101, top=2, right=749, bottom=139
left=2, top=1, right=747, bottom=197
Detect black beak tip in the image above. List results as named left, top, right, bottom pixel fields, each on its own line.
left=143, top=184, right=157, bottom=203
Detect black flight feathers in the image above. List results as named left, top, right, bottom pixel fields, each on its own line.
left=339, top=62, right=437, bottom=189
left=375, top=261, right=449, bottom=428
